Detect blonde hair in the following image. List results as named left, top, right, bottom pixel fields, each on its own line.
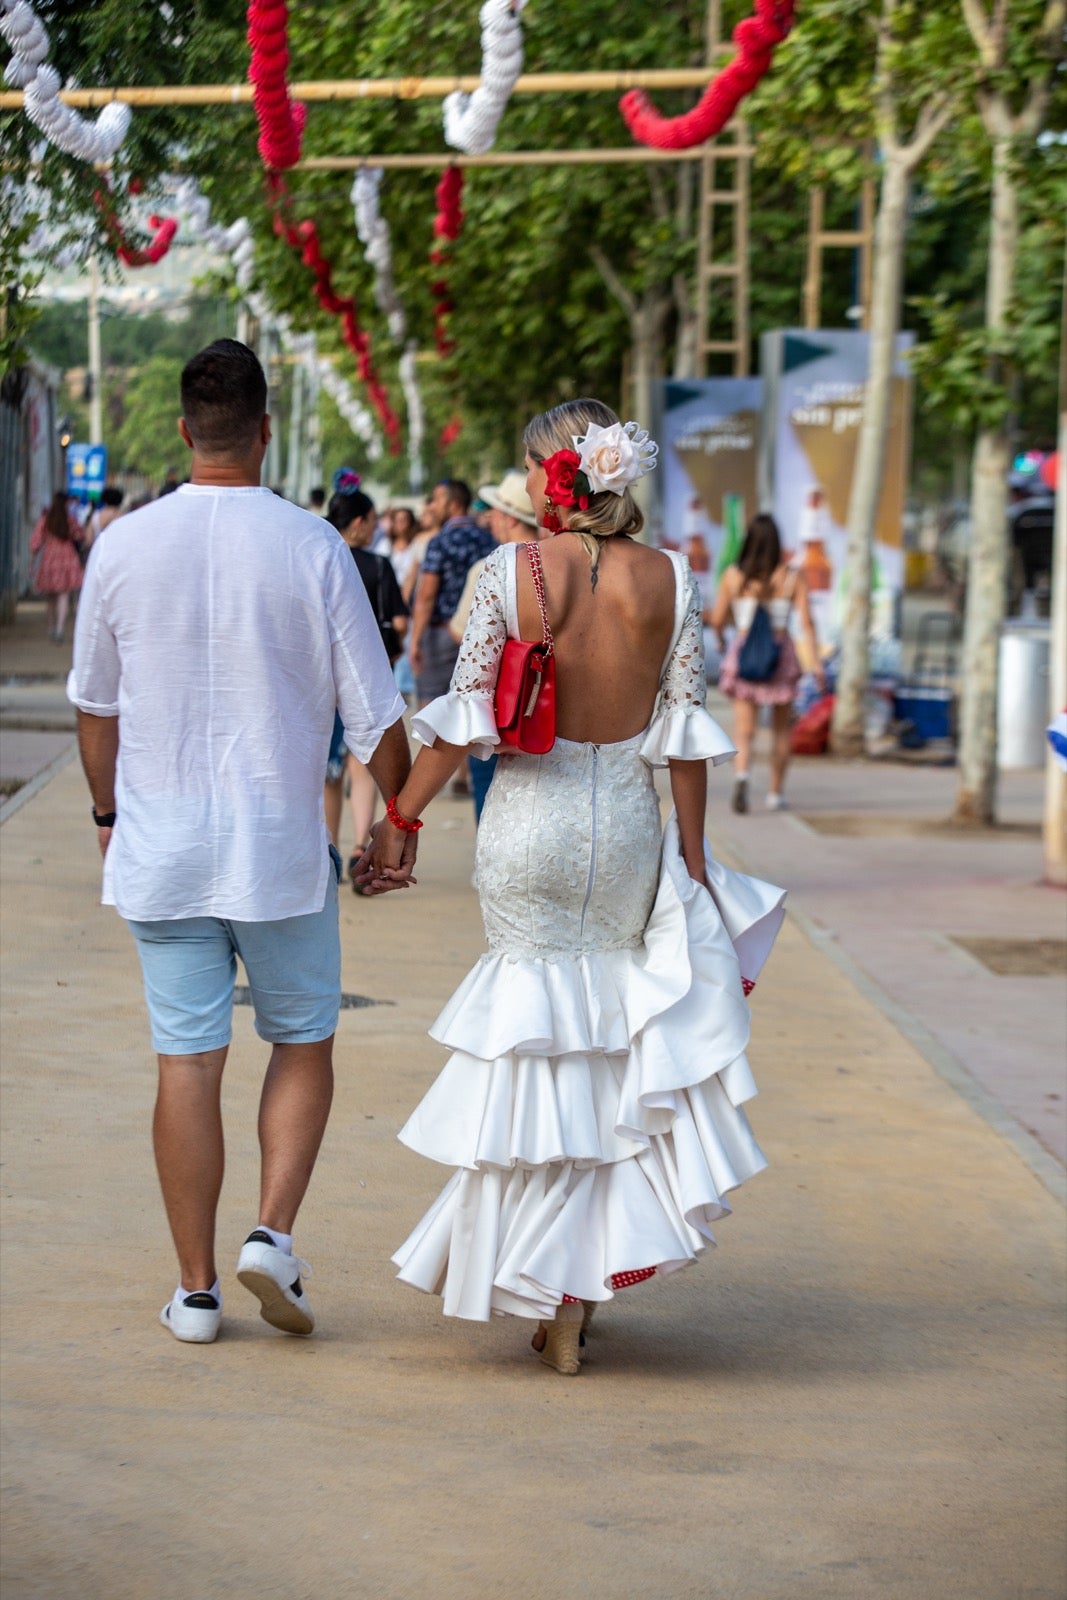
left=523, top=398, right=645, bottom=575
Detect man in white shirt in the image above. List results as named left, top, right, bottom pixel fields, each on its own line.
left=70, top=340, right=412, bottom=1345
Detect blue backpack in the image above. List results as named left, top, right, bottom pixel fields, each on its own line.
left=737, top=601, right=780, bottom=682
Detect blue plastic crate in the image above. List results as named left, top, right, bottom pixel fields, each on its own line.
left=893, top=687, right=954, bottom=741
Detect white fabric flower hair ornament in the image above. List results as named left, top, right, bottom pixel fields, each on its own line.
left=573, top=420, right=659, bottom=496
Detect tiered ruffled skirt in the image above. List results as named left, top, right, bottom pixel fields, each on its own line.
left=393, top=812, right=785, bottom=1320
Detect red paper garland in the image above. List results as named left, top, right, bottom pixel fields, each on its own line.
left=270, top=179, right=401, bottom=453
left=93, top=189, right=178, bottom=267
left=247, top=0, right=306, bottom=171
left=430, top=165, right=465, bottom=452
left=620, top=0, right=796, bottom=150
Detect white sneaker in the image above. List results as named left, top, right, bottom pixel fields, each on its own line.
left=766, top=793, right=788, bottom=811
left=236, top=1231, right=315, bottom=1335
left=160, top=1286, right=222, bottom=1343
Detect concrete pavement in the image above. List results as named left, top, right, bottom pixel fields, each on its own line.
left=2, top=737, right=1065, bottom=1598
left=703, top=686, right=1067, bottom=1174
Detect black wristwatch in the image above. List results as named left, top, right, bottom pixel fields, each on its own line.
left=91, top=806, right=117, bottom=828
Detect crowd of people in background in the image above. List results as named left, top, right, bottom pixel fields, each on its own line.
left=37, top=447, right=829, bottom=820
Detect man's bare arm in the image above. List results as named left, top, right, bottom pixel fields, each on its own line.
left=77, top=710, right=119, bottom=855
left=408, top=571, right=441, bottom=674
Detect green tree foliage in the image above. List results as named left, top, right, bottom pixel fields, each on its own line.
left=111, top=355, right=188, bottom=479
left=4, top=0, right=1062, bottom=497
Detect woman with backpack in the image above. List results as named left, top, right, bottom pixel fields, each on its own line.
left=710, top=513, right=823, bottom=814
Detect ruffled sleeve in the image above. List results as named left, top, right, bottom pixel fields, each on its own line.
left=411, top=544, right=508, bottom=756
left=641, top=563, right=736, bottom=768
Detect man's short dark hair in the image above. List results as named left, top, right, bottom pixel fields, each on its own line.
left=100, top=486, right=124, bottom=508
left=438, top=478, right=471, bottom=514
left=180, top=340, right=267, bottom=457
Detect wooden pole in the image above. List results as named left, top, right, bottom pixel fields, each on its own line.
left=803, top=187, right=824, bottom=329
left=1043, top=234, right=1067, bottom=886
left=0, top=68, right=718, bottom=111
left=296, top=147, right=751, bottom=170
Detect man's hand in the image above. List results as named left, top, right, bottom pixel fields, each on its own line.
left=352, top=817, right=419, bottom=894
left=409, top=638, right=425, bottom=678
left=96, top=825, right=113, bottom=859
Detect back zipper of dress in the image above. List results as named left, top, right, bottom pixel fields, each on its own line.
left=579, top=746, right=599, bottom=941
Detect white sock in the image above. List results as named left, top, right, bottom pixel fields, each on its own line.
left=256, top=1226, right=293, bottom=1256
left=178, top=1277, right=221, bottom=1304
left=735, top=770, right=749, bottom=781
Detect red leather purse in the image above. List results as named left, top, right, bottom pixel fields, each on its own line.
left=494, top=542, right=556, bottom=754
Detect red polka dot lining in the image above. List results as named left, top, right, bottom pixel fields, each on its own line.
left=562, top=1267, right=657, bottom=1303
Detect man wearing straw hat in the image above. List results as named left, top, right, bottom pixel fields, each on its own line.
left=448, top=469, right=542, bottom=823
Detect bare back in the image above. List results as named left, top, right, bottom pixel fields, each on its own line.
left=515, top=535, right=677, bottom=744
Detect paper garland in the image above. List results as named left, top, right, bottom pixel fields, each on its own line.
left=272, top=180, right=402, bottom=453
left=172, top=178, right=256, bottom=289
left=247, top=0, right=306, bottom=170
left=351, top=169, right=408, bottom=344
left=93, top=188, right=178, bottom=267
left=351, top=168, right=425, bottom=487
left=443, top=0, right=527, bottom=156
left=245, top=288, right=383, bottom=461
left=1, top=0, right=131, bottom=162
left=620, top=0, right=796, bottom=149
left=430, top=165, right=466, bottom=451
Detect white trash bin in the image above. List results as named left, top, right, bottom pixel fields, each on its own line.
left=997, top=622, right=1051, bottom=768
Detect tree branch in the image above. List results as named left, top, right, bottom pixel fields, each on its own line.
left=875, top=0, right=900, bottom=154
left=589, top=245, right=637, bottom=320
left=1039, top=0, right=1067, bottom=52
left=647, top=164, right=670, bottom=226
left=904, top=89, right=957, bottom=167
left=960, top=0, right=995, bottom=63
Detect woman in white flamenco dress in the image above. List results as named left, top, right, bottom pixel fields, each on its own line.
left=367, top=399, right=785, bottom=1375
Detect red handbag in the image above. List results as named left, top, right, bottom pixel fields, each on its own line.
left=494, top=542, right=556, bottom=754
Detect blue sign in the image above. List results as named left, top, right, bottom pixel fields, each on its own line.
left=66, top=443, right=108, bottom=501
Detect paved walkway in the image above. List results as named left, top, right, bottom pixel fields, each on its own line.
left=703, top=688, right=1067, bottom=1172
left=2, top=735, right=1065, bottom=1598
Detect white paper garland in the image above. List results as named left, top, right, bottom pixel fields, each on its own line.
left=443, top=0, right=527, bottom=156
left=351, top=169, right=407, bottom=343
left=350, top=168, right=423, bottom=486
left=244, top=289, right=382, bottom=461
left=1, top=0, right=132, bottom=163
left=172, top=178, right=256, bottom=289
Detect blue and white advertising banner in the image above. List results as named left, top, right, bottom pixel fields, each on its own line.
left=759, top=330, right=912, bottom=591
left=659, top=378, right=763, bottom=573
left=66, top=443, right=108, bottom=502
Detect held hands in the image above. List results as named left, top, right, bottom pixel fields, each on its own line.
left=352, top=817, right=419, bottom=895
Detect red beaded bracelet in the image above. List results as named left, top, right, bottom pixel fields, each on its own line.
left=386, top=795, right=423, bottom=833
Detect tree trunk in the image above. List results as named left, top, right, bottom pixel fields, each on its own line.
left=830, top=151, right=910, bottom=756
left=953, top=132, right=1018, bottom=823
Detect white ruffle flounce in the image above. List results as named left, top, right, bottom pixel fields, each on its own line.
left=392, top=816, right=785, bottom=1319
left=412, top=691, right=737, bottom=769
left=412, top=690, right=499, bottom=757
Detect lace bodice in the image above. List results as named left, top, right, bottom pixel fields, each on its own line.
left=449, top=544, right=703, bottom=707
left=411, top=545, right=735, bottom=768
left=451, top=545, right=510, bottom=697
left=656, top=567, right=707, bottom=714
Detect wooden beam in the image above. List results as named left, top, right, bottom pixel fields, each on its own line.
left=0, top=68, right=718, bottom=111
left=296, top=146, right=752, bottom=170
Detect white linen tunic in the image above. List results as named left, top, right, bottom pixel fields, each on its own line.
left=69, top=484, right=405, bottom=923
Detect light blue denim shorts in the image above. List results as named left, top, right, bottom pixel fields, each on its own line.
left=127, top=848, right=342, bottom=1055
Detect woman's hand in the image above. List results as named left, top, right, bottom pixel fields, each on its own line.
left=684, top=851, right=708, bottom=891
left=352, top=818, right=419, bottom=894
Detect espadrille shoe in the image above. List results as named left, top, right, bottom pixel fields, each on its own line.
left=534, top=1303, right=583, bottom=1375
